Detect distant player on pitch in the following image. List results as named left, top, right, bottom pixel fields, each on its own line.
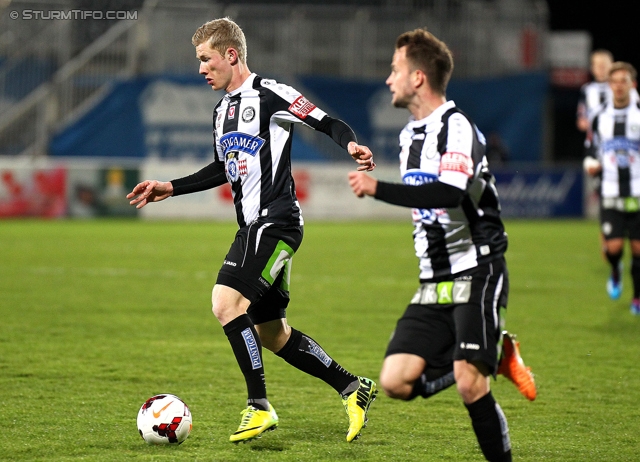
left=583, top=62, right=640, bottom=314
left=128, top=17, right=377, bottom=443
left=348, top=28, right=536, bottom=461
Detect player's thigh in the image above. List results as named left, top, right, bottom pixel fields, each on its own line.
left=601, top=208, right=626, bottom=241
left=625, top=211, right=640, bottom=242
left=385, top=303, right=456, bottom=370
left=216, top=223, right=303, bottom=306
left=380, top=353, right=426, bottom=385
left=452, top=259, right=507, bottom=375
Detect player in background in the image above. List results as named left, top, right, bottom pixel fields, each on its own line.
left=577, top=50, right=615, bottom=133
left=348, top=28, right=536, bottom=462
left=583, top=62, right=640, bottom=314
left=577, top=50, right=639, bottom=132
left=128, top=17, right=377, bottom=443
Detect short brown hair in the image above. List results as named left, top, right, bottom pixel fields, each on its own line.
left=591, top=49, right=613, bottom=62
left=609, top=61, right=637, bottom=81
left=395, top=28, right=454, bottom=95
left=192, top=17, right=247, bottom=63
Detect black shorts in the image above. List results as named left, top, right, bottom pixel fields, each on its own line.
left=216, top=222, right=303, bottom=325
left=600, top=208, right=640, bottom=240
left=385, top=258, right=508, bottom=375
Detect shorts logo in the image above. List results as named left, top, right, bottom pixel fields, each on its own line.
left=241, top=328, right=262, bottom=369
left=411, top=281, right=471, bottom=305
left=288, top=95, right=316, bottom=119
left=223, top=260, right=237, bottom=267
left=460, top=342, right=480, bottom=350
left=242, top=107, right=255, bottom=123
left=228, top=105, right=236, bottom=119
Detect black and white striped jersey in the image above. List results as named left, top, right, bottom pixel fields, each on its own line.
left=391, top=100, right=507, bottom=279
left=214, top=73, right=333, bottom=227
left=578, top=81, right=611, bottom=123
left=588, top=101, right=640, bottom=202
left=171, top=73, right=356, bottom=227
left=578, top=81, right=639, bottom=124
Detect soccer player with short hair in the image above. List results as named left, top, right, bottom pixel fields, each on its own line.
left=348, top=28, right=536, bottom=461
left=128, top=17, right=377, bottom=444
left=583, top=61, right=640, bottom=314
left=577, top=50, right=615, bottom=133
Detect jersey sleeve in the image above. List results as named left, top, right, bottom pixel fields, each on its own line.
left=438, top=112, right=475, bottom=191
left=170, top=160, right=227, bottom=196
left=577, top=85, right=587, bottom=119
left=263, top=80, right=328, bottom=128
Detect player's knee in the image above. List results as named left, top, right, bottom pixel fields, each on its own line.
left=454, top=361, right=489, bottom=403
left=379, top=373, right=412, bottom=400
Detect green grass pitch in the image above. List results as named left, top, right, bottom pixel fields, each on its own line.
left=1, top=219, right=639, bottom=461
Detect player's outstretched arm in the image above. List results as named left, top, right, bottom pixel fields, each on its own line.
left=348, top=171, right=377, bottom=197
left=348, top=142, right=376, bottom=172
left=127, top=180, right=173, bottom=209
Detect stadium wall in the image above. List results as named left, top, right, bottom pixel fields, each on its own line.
left=0, top=159, right=583, bottom=220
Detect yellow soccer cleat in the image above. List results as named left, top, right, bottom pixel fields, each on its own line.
left=229, top=404, right=278, bottom=443
left=342, top=377, right=378, bottom=442
left=498, top=331, right=537, bottom=401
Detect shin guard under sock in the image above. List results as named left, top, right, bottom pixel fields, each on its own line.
left=275, top=328, right=357, bottom=395
left=464, top=392, right=512, bottom=462
left=223, top=314, right=267, bottom=410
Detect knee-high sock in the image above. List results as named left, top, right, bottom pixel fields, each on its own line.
left=409, top=365, right=456, bottom=399
left=464, top=392, right=512, bottom=462
left=275, top=328, right=358, bottom=396
left=631, top=256, right=640, bottom=298
left=606, top=251, right=623, bottom=282
left=223, top=314, right=268, bottom=410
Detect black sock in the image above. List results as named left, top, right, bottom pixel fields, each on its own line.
left=275, top=328, right=358, bottom=395
left=606, top=251, right=622, bottom=282
left=464, top=392, right=511, bottom=462
left=410, top=365, right=456, bottom=399
left=223, top=314, right=267, bottom=410
left=632, top=256, right=640, bottom=298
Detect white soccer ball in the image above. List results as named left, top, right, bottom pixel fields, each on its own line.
left=137, top=394, right=192, bottom=445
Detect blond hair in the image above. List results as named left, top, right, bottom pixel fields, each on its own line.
left=192, top=17, right=247, bottom=63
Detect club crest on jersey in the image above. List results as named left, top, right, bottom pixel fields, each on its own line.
left=226, top=157, right=248, bottom=183
left=220, top=131, right=265, bottom=157
left=288, top=95, right=316, bottom=119
left=242, top=107, right=256, bottom=123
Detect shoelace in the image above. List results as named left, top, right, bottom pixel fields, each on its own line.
left=238, top=407, right=257, bottom=428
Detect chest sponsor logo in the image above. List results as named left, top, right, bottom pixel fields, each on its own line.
left=402, top=171, right=444, bottom=224
left=220, top=131, right=265, bottom=157
left=288, top=95, right=316, bottom=119
left=242, top=106, right=256, bottom=123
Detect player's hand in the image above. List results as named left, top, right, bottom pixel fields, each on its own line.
left=348, top=171, right=377, bottom=198
left=348, top=142, right=376, bottom=171
left=583, top=157, right=602, bottom=176
left=127, top=180, right=173, bottom=209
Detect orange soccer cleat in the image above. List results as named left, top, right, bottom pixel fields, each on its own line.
left=497, top=331, right=537, bottom=401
